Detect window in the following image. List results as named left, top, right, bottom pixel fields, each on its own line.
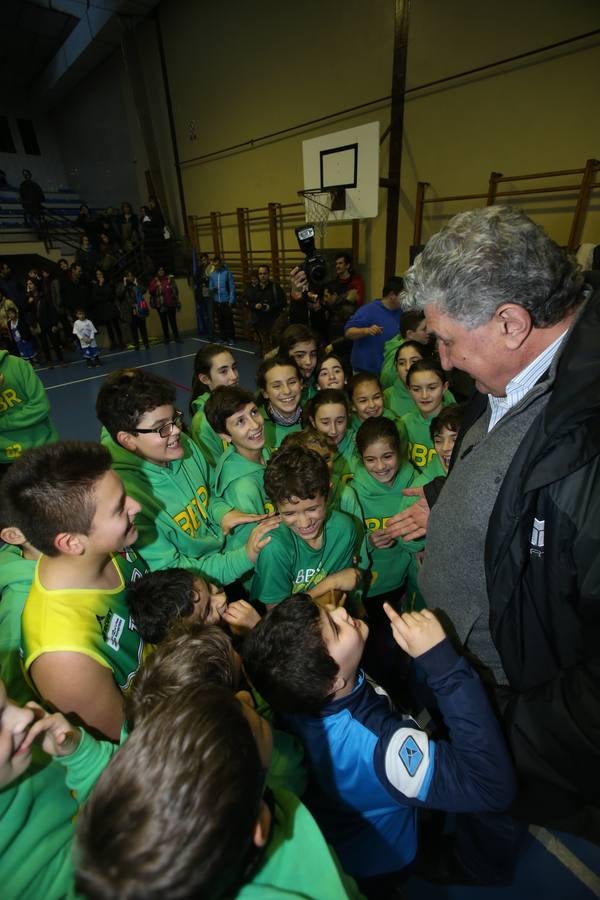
left=16, top=118, right=41, bottom=156
left=0, top=116, right=16, bottom=154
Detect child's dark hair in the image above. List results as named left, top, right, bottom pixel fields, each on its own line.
left=348, top=371, right=382, bottom=399
left=278, top=323, right=317, bottom=356
left=316, top=350, right=350, bottom=381
left=405, top=358, right=447, bottom=388
left=125, top=622, right=237, bottom=730
left=127, top=568, right=199, bottom=644
left=394, top=339, right=426, bottom=366
left=264, top=446, right=330, bottom=506
left=76, top=687, right=263, bottom=900
left=243, top=594, right=338, bottom=714
left=96, top=368, right=175, bottom=438
left=429, top=403, right=465, bottom=440
left=280, top=427, right=336, bottom=455
left=399, top=309, right=425, bottom=338
left=304, top=388, right=350, bottom=427
left=204, top=386, right=256, bottom=436
left=189, top=343, right=235, bottom=408
left=3, top=442, right=112, bottom=556
left=356, top=415, right=401, bottom=456
left=256, top=355, right=301, bottom=394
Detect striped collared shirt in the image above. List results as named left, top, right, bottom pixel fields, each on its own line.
left=488, top=330, right=568, bottom=431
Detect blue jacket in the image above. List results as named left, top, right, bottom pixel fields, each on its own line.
left=209, top=266, right=235, bottom=304
left=284, top=640, right=515, bottom=878
left=345, top=299, right=401, bottom=373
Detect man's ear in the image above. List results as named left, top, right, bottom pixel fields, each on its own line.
left=54, top=531, right=86, bottom=556
left=252, top=799, right=272, bottom=849
left=116, top=430, right=136, bottom=451
left=0, top=525, right=27, bottom=546
left=495, top=304, right=532, bottom=350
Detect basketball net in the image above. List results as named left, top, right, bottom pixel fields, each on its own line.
left=298, top=189, right=334, bottom=243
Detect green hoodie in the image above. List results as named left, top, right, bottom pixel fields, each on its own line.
left=260, top=406, right=302, bottom=450
left=352, top=461, right=426, bottom=599
left=190, top=392, right=227, bottom=471
left=0, top=543, right=36, bottom=705
left=384, top=380, right=455, bottom=421
left=401, top=407, right=444, bottom=473
left=379, top=334, right=403, bottom=389
left=101, top=429, right=252, bottom=585
left=331, top=428, right=360, bottom=486
left=0, top=349, right=58, bottom=463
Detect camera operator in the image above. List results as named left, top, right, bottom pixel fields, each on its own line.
left=332, top=251, right=364, bottom=307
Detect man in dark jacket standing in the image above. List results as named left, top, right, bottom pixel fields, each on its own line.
left=19, top=169, right=45, bottom=231
left=243, top=264, right=285, bottom=356
left=392, top=205, right=600, bottom=882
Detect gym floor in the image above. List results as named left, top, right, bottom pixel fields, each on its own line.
left=37, top=332, right=600, bottom=900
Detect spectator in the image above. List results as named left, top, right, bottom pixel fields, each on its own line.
left=194, top=251, right=214, bottom=338
left=75, top=235, right=98, bottom=279
left=332, top=252, right=365, bottom=306
left=18, top=170, right=44, bottom=231
left=75, top=204, right=97, bottom=244
left=345, top=276, right=404, bottom=373
left=243, top=263, right=286, bottom=356
left=116, top=201, right=140, bottom=253
left=209, top=255, right=236, bottom=345
left=148, top=266, right=182, bottom=344
left=50, top=259, right=74, bottom=350
left=63, top=264, right=89, bottom=322
left=0, top=262, right=25, bottom=311
left=35, top=284, right=65, bottom=368
left=90, top=270, right=124, bottom=350
left=95, top=233, right=117, bottom=275
left=0, top=291, right=18, bottom=352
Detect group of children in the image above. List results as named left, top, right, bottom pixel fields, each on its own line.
left=0, top=312, right=518, bottom=900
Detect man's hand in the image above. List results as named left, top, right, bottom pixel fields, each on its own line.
left=384, top=488, right=429, bottom=541
left=221, top=509, right=267, bottom=536
left=364, top=325, right=384, bottom=336
left=290, top=266, right=308, bottom=296
left=245, top=516, right=280, bottom=563
left=309, top=568, right=361, bottom=600
left=222, top=599, right=261, bottom=634
left=368, top=529, right=396, bottom=549
left=21, top=703, right=82, bottom=758
left=383, top=606, right=445, bottom=658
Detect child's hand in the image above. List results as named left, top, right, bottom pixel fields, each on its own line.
left=221, top=509, right=267, bottom=536
left=20, top=703, right=82, bottom=758
left=383, top=606, right=445, bottom=658
left=368, top=529, right=396, bottom=549
left=222, top=599, right=261, bottom=634
left=245, top=516, right=280, bottom=563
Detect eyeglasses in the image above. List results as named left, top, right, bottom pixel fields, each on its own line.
left=135, top=411, right=183, bottom=439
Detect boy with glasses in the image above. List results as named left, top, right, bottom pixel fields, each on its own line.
left=96, top=368, right=279, bottom=586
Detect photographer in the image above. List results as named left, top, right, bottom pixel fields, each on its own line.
left=243, top=264, right=286, bottom=356
left=344, top=276, right=404, bottom=373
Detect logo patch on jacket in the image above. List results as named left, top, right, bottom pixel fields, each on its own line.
left=399, top=735, right=424, bottom=776
left=530, top=517, right=545, bottom=558
left=97, top=609, right=125, bottom=651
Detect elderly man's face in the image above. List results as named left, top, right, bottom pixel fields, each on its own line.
left=425, top=305, right=516, bottom=397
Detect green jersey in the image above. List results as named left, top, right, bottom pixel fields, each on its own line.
left=190, top=392, right=227, bottom=471
left=331, top=428, right=360, bottom=486
left=300, top=376, right=317, bottom=406
left=401, top=408, right=439, bottom=471
left=250, top=509, right=359, bottom=605
left=383, top=379, right=416, bottom=419
left=352, top=462, right=426, bottom=600
left=0, top=349, right=58, bottom=464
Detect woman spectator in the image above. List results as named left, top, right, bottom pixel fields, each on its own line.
left=89, top=269, right=125, bottom=350
left=36, top=284, right=65, bottom=367
left=75, top=204, right=97, bottom=244
left=116, top=201, right=140, bottom=253
left=75, top=234, right=98, bottom=280
left=149, top=266, right=182, bottom=344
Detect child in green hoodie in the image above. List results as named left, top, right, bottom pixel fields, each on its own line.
left=379, top=309, right=431, bottom=390
left=306, top=388, right=359, bottom=486
left=257, top=356, right=304, bottom=450
left=189, top=343, right=239, bottom=471
left=0, top=348, right=58, bottom=472
left=353, top=417, right=426, bottom=694
left=401, top=358, right=451, bottom=478
left=97, top=368, right=279, bottom=587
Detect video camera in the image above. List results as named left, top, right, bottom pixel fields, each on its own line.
left=295, top=225, right=328, bottom=290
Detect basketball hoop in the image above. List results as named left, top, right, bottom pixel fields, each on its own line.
left=298, top=188, right=346, bottom=242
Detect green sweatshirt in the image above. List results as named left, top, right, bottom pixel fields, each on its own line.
left=190, top=392, right=227, bottom=471
left=379, top=334, right=403, bottom=389
left=331, top=429, right=360, bottom=486
left=237, top=789, right=363, bottom=899
left=101, top=429, right=252, bottom=586
left=402, top=407, right=457, bottom=482
left=250, top=509, right=360, bottom=605
left=383, top=379, right=416, bottom=419
left=0, top=544, right=36, bottom=705
left=260, top=406, right=302, bottom=451
left=328, top=480, right=370, bottom=573
left=352, top=462, right=426, bottom=599
left=0, top=349, right=58, bottom=463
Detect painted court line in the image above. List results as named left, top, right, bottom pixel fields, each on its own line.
left=529, top=826, right=600, bottom=897
left=44, top=352, right=199, bottom=391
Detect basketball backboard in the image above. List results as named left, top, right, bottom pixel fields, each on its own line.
left=301, top=121, right=380, bottom=222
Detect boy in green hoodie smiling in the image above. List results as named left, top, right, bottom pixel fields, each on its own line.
left=97, top=369, right=279, bottom=587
